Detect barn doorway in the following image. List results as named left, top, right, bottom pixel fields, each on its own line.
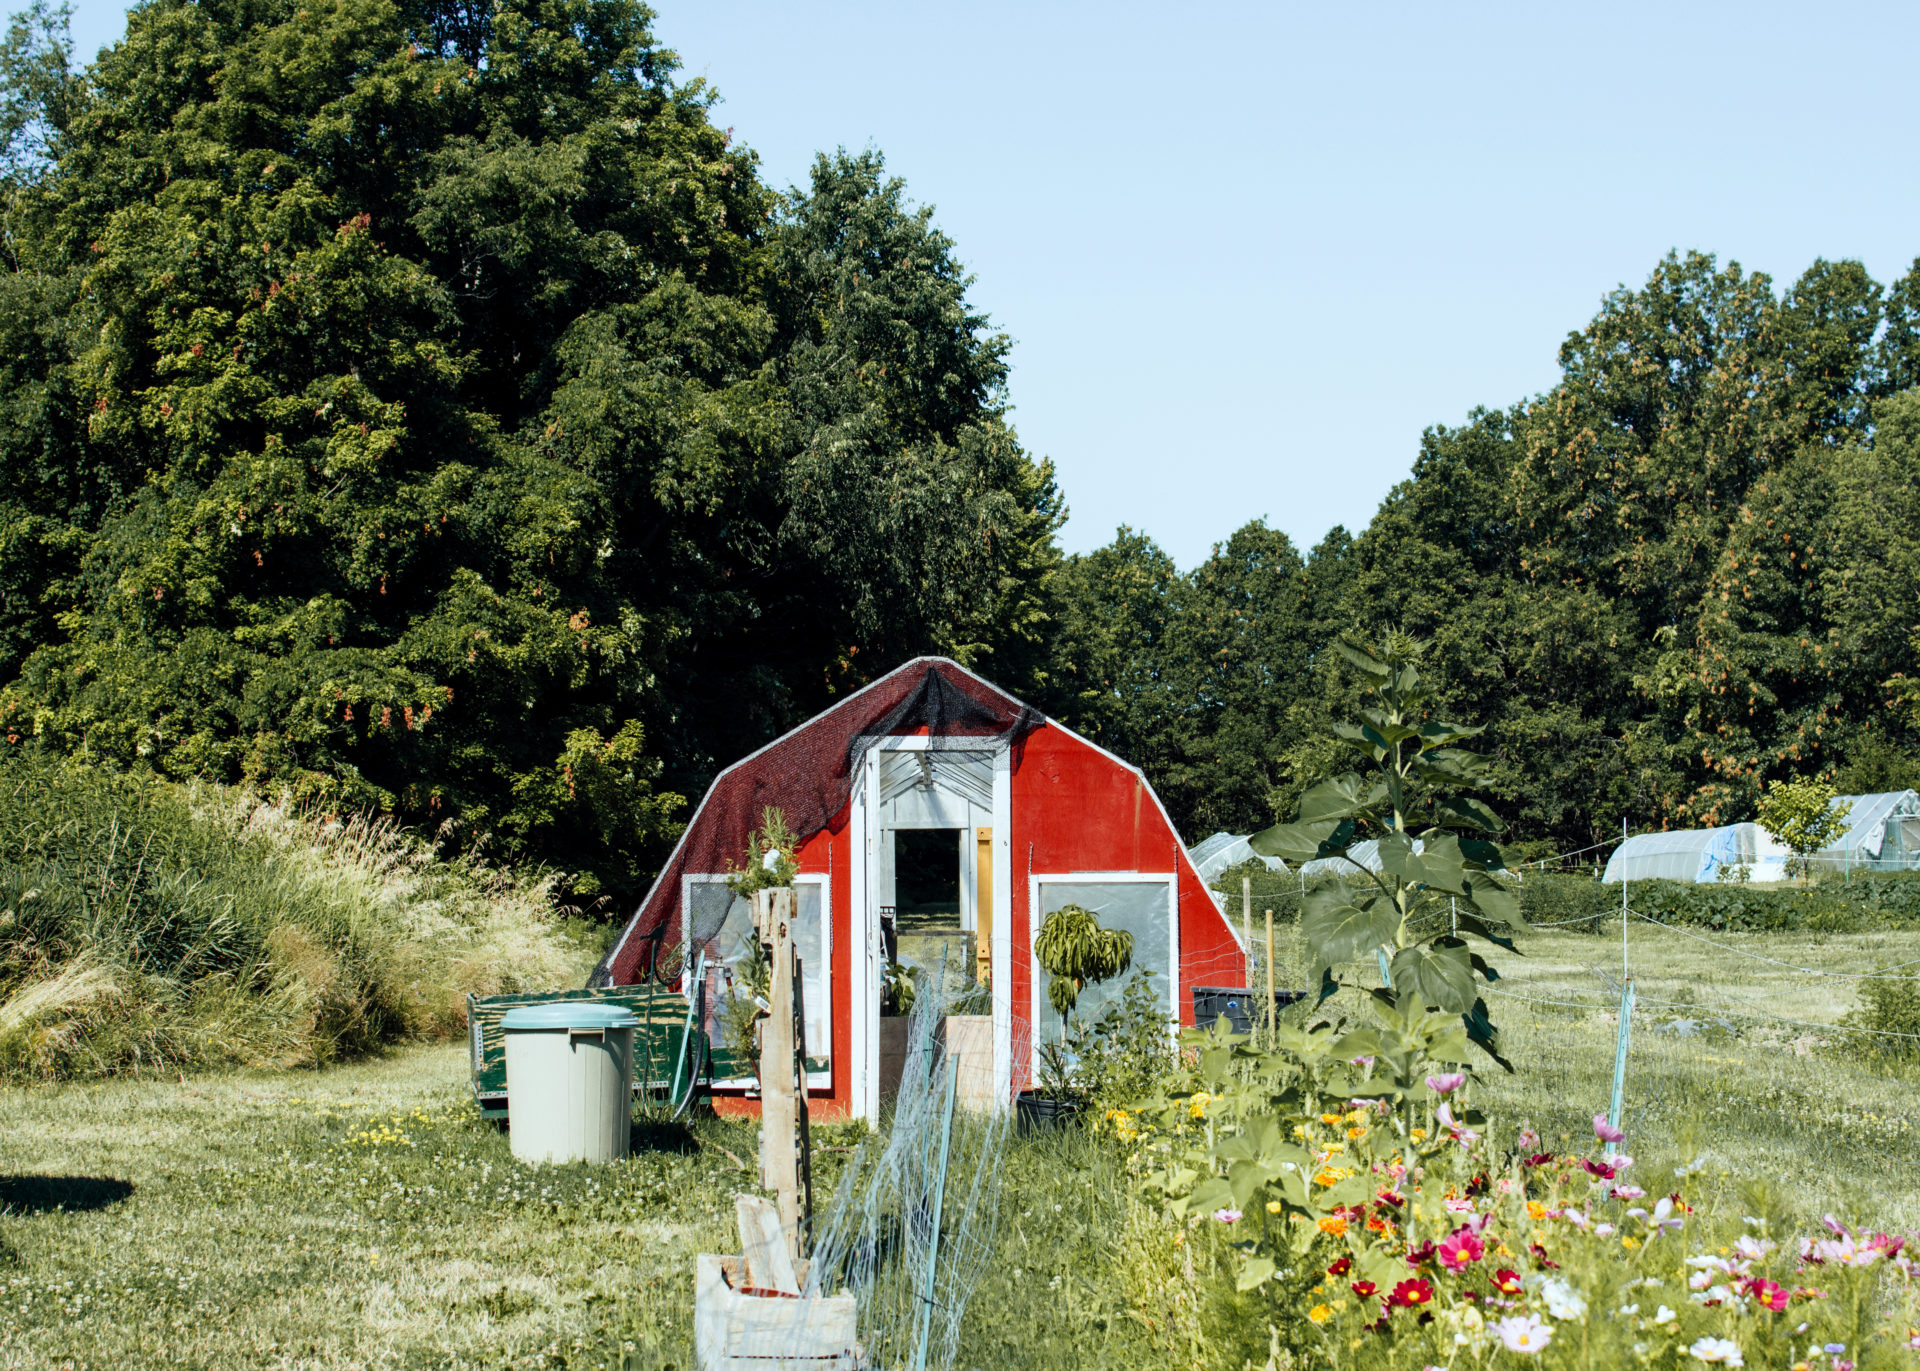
left=894, top=828, right=961, bottom=930
left=887, top=827, right=978, bottom=1003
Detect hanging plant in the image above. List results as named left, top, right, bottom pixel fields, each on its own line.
left=1033, top=904, right=1134, bottom=1034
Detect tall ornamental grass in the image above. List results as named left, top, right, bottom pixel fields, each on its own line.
left=0, top=757, right=592, bottom=1081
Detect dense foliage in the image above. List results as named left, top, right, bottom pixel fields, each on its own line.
left=9, top=0, right=1920, bottom=902
left=0, top=0, right=1058, bottom=901
left=1047, top=255, right=1920, bottom=855
left=0, top=752, right=586, bottom=1080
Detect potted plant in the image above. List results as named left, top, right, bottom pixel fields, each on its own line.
left=1017, top=904, right=1133, bottom=1130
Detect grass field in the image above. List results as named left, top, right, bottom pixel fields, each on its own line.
left=3, top=925, right=1918, bottom=1369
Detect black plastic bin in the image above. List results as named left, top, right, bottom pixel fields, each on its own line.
left=1191, top=985, right=1305, bottom=1035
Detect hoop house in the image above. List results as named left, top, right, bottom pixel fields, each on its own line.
left=1188, top=832, right=1290, bottom=882
left=1752, top=790, right=1920, bottom=878
left=1602, top=825, right=1756, bottom=885
left=591, top=658, right=1244, bottom=1122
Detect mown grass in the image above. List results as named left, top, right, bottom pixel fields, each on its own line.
left=4, top=926, right=1918, bottom=1369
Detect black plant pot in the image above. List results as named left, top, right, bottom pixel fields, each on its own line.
left=1015, top=1091, right=1086, bottom=1133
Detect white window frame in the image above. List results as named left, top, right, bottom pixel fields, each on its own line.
left=1027, top=871, right=1180, bottom=1038
left=683, top=871, right=832, bottom=1091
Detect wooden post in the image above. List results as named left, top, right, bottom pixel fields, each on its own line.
left=976, top=826, right=994, bottom=988
left=754, top=887, right=801, bottom=1258
left=1263, top=909, right=1275, bottom=1046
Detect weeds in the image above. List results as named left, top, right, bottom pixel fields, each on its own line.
left=0, top=756, right=590, bottom=1082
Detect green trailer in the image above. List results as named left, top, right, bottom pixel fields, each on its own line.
left=465, top=982, right=731, bottom=1118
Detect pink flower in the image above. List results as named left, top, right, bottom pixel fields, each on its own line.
left=1212, top=1207, right=1242, bottom=1224
left=1437, top=1102, right=1480, bottom=1148
left=1426, top=1072, right=1466, bottom=1094
left=1741, top=1277, right=1788, bottom=1312
left=1437, top=1227, right=1486, bottom=1271
left=1612, top=1185, right=1647, bottom=1200
left=1593, top=1113, right=1626, bottom=1144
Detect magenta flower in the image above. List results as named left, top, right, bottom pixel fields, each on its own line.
left=1426, top=1072, right=1466, bottom=1095
left=1437, top=1226, right=1486, bottom=1271
left=1592, top=1113, right=1626, bottom=1144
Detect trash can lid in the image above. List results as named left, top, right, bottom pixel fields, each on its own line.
left=500, top=1002, right=641, bottom=1030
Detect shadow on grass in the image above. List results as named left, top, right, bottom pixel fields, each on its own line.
left=629, top=1118, right=700, bottom=1155
left=0, top=1175, right=135, bottom=1215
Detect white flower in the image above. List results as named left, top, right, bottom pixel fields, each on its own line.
left=1594, top=1222, right=1616, bottom=1237
left=1654, top=1305, right=1677, bottom=1325
left=1493, top=1314, right=1554, bottom=1354
left=1541, top=1278, right=1588, bottom=1321
left=1617, top=1303, right=1639, bottom=1316
left=1688, top=1335, right=1744, bottom=1365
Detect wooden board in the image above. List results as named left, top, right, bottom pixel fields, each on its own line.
left=694, top=1254, right=858, bottom=1371
left=735, top=1194, right=799, bottom=1295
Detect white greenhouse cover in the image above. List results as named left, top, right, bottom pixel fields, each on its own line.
left=1188, top=832, right=1289, bottom=881
left=1602, top=824, right=1756, bottom=885
left=1751, top=790, right=1920, bottom=878
left=1299, top=837, right=1426, bottom=880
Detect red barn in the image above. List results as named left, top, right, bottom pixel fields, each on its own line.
left=591, top=658, right=1245, bottom=1122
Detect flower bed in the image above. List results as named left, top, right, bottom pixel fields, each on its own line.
left=1122, top=1005, right=1920, bottom=1366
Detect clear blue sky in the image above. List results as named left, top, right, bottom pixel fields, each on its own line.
left=61, top=0, right=1920, bottom=568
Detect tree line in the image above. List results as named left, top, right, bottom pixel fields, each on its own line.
left=4, top=0, right=1918, bottom=898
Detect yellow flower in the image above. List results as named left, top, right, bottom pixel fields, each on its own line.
left=1314, top=1167, right=1352, bottom=1188
left=1267, top=1200, right=1284, bottom=1214
left=1344, top=1108, right=1367, bottom=1124
left=1409, top=1128, right=1427, bottom=1142
left=1323, top=1141, right=1346, bottom=1155
left=1526, top=1200, right=1546, bottom=1221
left=1346, top=1126, right=1367, bottom=1140
left=1317, top=1216, right=1348, bottom=1236
left=1189, top=1092, right=1211, bottom=1119
left=1173, top=1233, right=1184, bottom=1247
left=1622, top=1234, right=1641, bottom=1250
left=1307, top=1304, right=1333, bottom=1325
left=1292, top=1124, right=1310, bottom=1139
left=1320, top=1112, right=1343, bottom=1126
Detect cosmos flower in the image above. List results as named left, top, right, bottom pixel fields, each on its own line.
left=1492, top=1314, right=1553, bottom=1354
left=1688, top=1336, right=1744, bottom=1365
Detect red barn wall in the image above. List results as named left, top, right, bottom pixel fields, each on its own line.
left=705, top=720, right=1245, bottom=1121
left=1007, top=724, right=1246, bottom=1083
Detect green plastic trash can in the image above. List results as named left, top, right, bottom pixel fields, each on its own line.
left=501, top=1002, right=638, bottom=1164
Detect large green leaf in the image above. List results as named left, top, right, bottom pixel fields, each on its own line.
left=1333, top=640, right=1391, bottom=681
left=1299, top=773, right=1384, bottom=822
left=1433, top=795, right=1504, bottom=832
left=1389, top=939, right=1475, bottom=1013
left=1461, top=873, right=1523, bottom=927
left=1247, top=817, right=1339, bottom=862
left=1301, top=885, right=1400, bottom=964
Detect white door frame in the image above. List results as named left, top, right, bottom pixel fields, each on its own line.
left=853, top=735, right=1010, bottom=1122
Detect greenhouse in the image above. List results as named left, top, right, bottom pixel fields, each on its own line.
left=1601, top=825, right=1756, bottom=885
left=1750, top=790, right=1920, bottom=878
left=1187, top=832, right=1289, bottom=882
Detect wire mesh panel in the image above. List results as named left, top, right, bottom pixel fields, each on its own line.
left=798, top=968, right=1011, bottom=1371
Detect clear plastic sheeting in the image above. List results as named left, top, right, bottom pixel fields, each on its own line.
left=1299, top=837, right=1425, bottom=880
left=1187, top=832, right=1290, bottom=882
left=1752, top=790, right=1920, bottom=878
left=1033, top=880, right=1175, bottom=1037
left=1602, top=825, right=1756, bottom=885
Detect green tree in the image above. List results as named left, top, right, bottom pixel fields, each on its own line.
left=0, top=0, right=1057, bottom=902
left=1757, top=777, right=1850, bottom=881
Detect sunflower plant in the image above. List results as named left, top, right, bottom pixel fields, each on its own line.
left=1249, top=634, right=1521, bottom=1066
